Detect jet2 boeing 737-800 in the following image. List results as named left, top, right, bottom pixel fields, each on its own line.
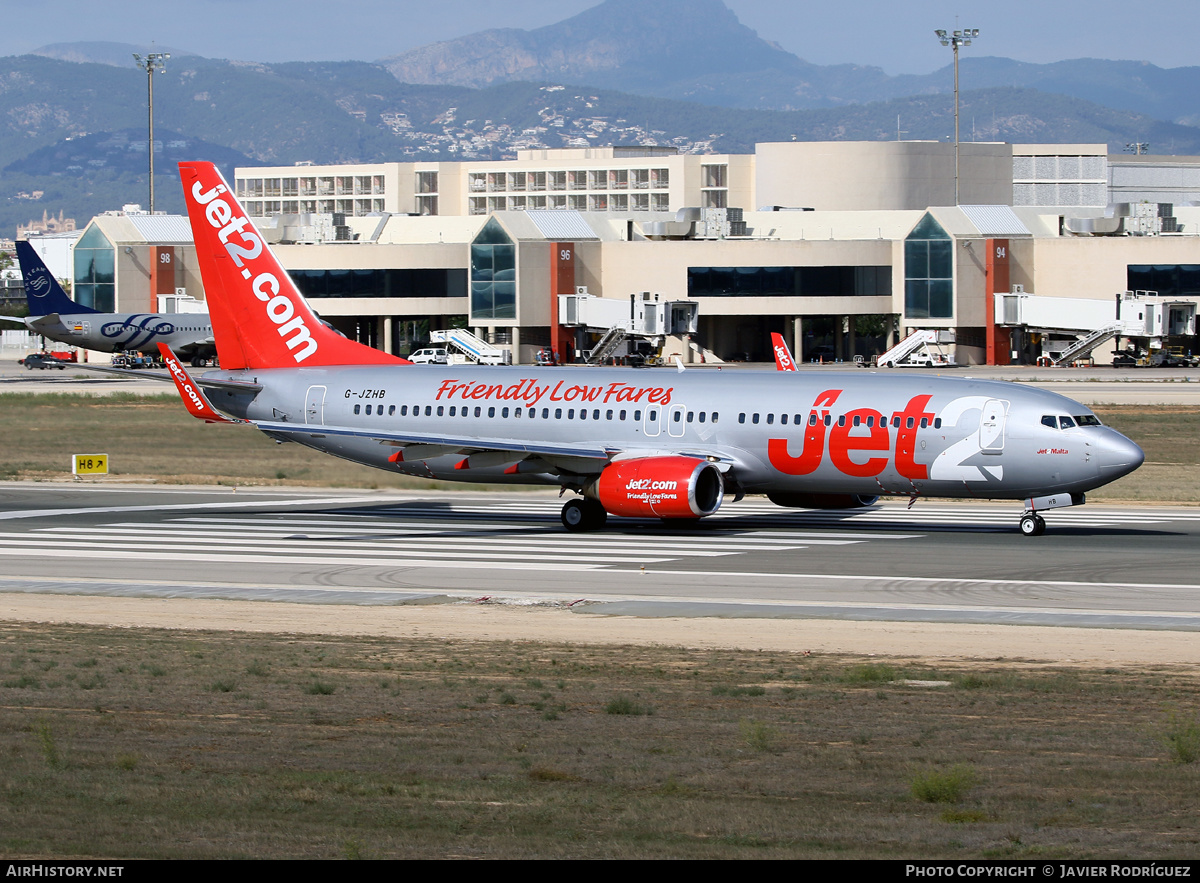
left=164, top=160, right=1143, bottom=535
left=3, top=241, right=217, bottom=365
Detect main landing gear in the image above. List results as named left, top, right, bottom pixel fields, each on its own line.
left=561, top=498, right=608, bottom=532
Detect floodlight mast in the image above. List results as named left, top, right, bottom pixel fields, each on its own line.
left=935, top=28, right=979, bottom=204
left=132, top=52, right=170, bottom=213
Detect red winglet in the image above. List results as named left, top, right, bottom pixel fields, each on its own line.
left=158, top=343, right=240, bottom=424
left=388, top=450, right=404, bottom=463
left=454, top=458, right=469, bottom=470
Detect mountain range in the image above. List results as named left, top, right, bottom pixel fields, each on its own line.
left=2, top=0, right=1199, bottom=235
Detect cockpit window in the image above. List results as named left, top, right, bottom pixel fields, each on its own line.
left=1041, top=415, right=1057, bottom=429
left=1074, top=414, right=1102, bottom=426
left=1059, top=416, right=1076, bottom=429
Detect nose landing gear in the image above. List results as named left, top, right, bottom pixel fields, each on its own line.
left=1019, top=492, right=1085, bottom=536
left=1019, top=513, right=1046, bottom=536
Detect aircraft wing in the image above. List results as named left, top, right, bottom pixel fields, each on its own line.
left=253, top=420, right=616, bottom=462
left=253, top=420, right=747, bottom=475
left=20, top=358, right=262, bottom=393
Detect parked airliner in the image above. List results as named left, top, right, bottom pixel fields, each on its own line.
left=167, top=161, right=1143, bottom=535
left=3, top=241, right=217, bottom=365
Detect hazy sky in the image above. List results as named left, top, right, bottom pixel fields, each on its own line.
left=2, top=0, right=1196, bottom=76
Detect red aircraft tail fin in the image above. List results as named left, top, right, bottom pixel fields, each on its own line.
left=771, top=332, right=797, bottom=371
left=178, top=161, right=407, bottom=370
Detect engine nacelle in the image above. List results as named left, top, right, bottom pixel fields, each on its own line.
left=767, top=492, right=879, bottom=510
left=591, top=456, right=725, bottom=519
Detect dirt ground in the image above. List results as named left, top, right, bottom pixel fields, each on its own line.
left=2, top=593, right=1197, bottom=669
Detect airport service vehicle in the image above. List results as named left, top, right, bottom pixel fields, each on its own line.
left=166, top=161, right=1144, bottom=536
left=2, top=241, right=218, bottom=366
left=407, top=346, right=449, bottom=365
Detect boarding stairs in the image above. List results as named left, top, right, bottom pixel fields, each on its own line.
left=1050, top=323, right=1123, bottom=366
left=429, top=328, right=508, bottom=365
left=876, top=329, right=953, bottom=367
left=586, top=326, right=628, bottom=365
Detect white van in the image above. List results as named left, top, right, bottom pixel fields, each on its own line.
left=408, top=346, right=449, bottom=364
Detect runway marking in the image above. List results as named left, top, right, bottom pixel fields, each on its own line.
left=0, top=501, right=1192, bottom=578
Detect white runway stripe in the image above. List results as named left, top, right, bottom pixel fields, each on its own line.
left=37, top=528, right=849, bottom=552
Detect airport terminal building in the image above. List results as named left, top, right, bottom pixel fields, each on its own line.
left=51, top=141, right=1200, bottom=365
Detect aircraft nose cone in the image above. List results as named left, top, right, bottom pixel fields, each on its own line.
left=1097, top=430, right=1144, bottom=481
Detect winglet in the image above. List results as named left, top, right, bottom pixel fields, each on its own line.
left=771, top=332, right=797, bottom=371
left=158, top=343, right=241, bottom=424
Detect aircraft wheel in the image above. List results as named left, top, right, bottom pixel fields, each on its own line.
left=562, top=499, right=590, bottom=532
left=563, top=498, right=608, bottom=531
left=584, top=499, right=608, bottom=529
left=1019, top=514, right=1046, bottom=537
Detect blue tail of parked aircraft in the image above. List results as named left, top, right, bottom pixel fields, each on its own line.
left=15, top=240, right=99, bottom=316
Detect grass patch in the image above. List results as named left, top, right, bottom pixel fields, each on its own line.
left=605, top=696, right=653, bottom=715
left=839, top=663, right=898, bottom=684
left=911, top=764, right=977, bottom=804
left=2, top=624, right=1200, bottom=858
left=740, top=719, right=780, bottom=753
left=712, top=684, right=766, bottom=697
left=1160, top=710, right=1200, bottom=763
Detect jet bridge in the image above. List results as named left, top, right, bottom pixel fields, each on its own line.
left=996, top=290, right=1198, bottom=366
left=559, top=291, right=699, bottom=364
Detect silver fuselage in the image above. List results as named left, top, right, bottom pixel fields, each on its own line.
left=209, top=364, right=1144, bottom=501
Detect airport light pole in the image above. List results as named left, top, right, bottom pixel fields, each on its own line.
left=935, top=28, right=979, bottom=205
left=132, top=52, right=170, bottom=213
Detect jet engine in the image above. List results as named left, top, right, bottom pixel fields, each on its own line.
left=589, top=456, right=725, bottom=519
left=767, top=492, right=879, bottom=510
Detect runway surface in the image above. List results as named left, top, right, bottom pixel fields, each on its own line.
left=2, top=483, right=1199, bottom=631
